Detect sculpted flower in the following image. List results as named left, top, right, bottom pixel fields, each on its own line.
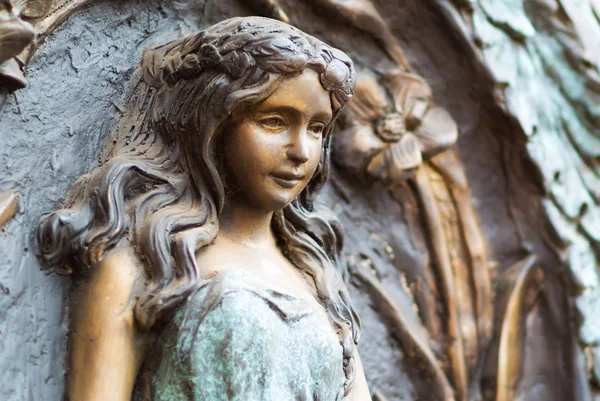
left=0, top=1, right=35, bottom=92
left=333, top=69, right=458, bottom=186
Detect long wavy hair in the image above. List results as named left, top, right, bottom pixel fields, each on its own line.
left=38, top=16, right=360, bottom=393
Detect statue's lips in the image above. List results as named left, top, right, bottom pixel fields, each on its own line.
left=270, top=172, right=305, bottom=189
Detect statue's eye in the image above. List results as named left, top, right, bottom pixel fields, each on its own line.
left=309, top=123, right=325, bottom=137
left=260, top=117, right=286, bottom=129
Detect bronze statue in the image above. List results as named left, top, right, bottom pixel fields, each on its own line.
left=37, top=16, right=370, bottom=401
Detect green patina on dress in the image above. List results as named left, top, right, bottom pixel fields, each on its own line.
left=136, top=271, right=347, bottom=401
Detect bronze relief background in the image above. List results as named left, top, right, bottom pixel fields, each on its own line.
left=1, top=1, right=599, bottom=400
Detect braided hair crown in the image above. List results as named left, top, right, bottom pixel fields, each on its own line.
left=142, top=16, right=356, bottom=113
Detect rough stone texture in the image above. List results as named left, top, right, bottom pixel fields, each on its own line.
left=0, top=0, right=597, bottom=400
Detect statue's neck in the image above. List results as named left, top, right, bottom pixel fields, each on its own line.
left=218, top=198, right=276, bottom=250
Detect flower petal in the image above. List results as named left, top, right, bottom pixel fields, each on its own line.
left=414, top=106, right=458, bottom=158
left=367, top=133, right=422, bottom=185
left=384, top=70, right=432, bottom=114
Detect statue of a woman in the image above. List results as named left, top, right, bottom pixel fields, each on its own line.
left=36, top=16, right=370, bottom=401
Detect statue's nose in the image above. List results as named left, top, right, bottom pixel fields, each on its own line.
left=285, top=129, right=310, bottom=164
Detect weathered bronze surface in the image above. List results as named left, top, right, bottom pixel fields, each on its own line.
left=1, top=1, right=599, bottom=401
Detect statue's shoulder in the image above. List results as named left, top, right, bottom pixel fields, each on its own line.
left=69, top=242, right=147, bottom=353
left=95, top=243, right=145, bottom=285
left=79, top=242, right=147, bottom=316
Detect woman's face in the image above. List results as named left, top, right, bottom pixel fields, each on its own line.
left=224, top=69, right=332, bottom=212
